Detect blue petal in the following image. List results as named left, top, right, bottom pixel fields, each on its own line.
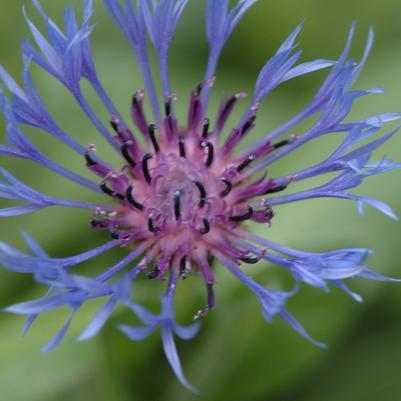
left=77, top=295, right=119, bottom=341
left=118, top=323, right=158, bottom=341
left=4, top=296, right=65, bottom=315
left=42, top=310, right=76, bottom=353
left=279, top=310, right=326, bottom=349
left=161, top=325, right=198, bottom=393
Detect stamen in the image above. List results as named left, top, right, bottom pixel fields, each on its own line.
left=273, top=139, right=290, bottom=149
left=200, top=141, right=214, bottom=167
left=240, top=255, right=262, bottom=264
left=147, top=265, right=160, bottom=279
left=237, top=154, right=256, bottom=172
left=110, top=116, right=120, bottom=133
left=121, top=141, right=136, bottom=167
left=194, top=283, right=215, bottom=320
left=202, top=118, right=210, bottom=138
left=178, top=136, right=186, bottom=158
left=91, top=219, right=107, bottom=229
left=241, top=115, right=256, bottom=136
left=111, top=232, right=120, bottom=240
left=142, top=153, right=153, bottom=184
left=180, top=256, right=187, bottom=279
left=148, top=124, right=160, bottom=153
left=229, top=206, right=253, bottom=222
left=193, top=181, right=206, bottom=208
left=264, top=184, right=288, bottom=194
left=174, top=190, right=181, bottom=221
left=200, top=218, right=210, bottom=235
left=219, top=178, right=233, bottom=198
left=85, top=151, right=96, bottom=166
left=100, top=182, right=124, bottom=200
left=148, top=215, right=159, bottom=234
left=196, top=83, right=203, bottom=97
left=165, top=100, right=172, bottom=117
left=126, top=185, right=144, bottom=210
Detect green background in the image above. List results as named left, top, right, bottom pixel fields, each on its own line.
left=1, top=1, right=401, bottom=400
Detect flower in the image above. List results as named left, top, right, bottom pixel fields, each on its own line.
left=0, top=0, right=400, bottom=392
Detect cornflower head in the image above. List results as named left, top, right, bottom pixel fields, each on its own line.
left=1, top=0, right=400, bottom=392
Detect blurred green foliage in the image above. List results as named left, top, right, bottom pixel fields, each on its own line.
left=1, top=1, right=401, bottom=400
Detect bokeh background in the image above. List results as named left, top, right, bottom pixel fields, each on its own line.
left=1, top=1, right=401, bottom=400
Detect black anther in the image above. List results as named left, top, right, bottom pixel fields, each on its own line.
left=147, top=215, right=159, bottom=234
left=207, top=283, right=215, bottom=310
left=229, top=206, right=253, bottom=222
left=219, top=178, right=233, bottom=198
left=240, top=255, right=262, bottom=264
left=174, top=190, right=181, bottom=221
left=111, top=232, right=120, bottom=240
left=147, top=265, right=160, bottom=279
left=142, top=153, right=153, bottom=184
left=126, top=185, right=144, bottom=210
left=264, top=184, right=288, bottom=194
left=241, top=115, right=256, bottom=135
left=193, top=181, right=206, bottom=208
left=132, top=90, right=143, bottom=106
left=84, top=151, right=96, bottom=166
left=273, top=139, right=290, bottom=150
left=196, top=83, right=203, bottom=97
left=180, top=256, right=187, bottom=279
left=91, top=219, right=107, bottom=228
left=165, top=100, right=172, bottom=117
left=200, top=141, right=214, bottom=167
left=110, top=117, right=119, bottom=133
left=202, top=118, right=210, bottom=138
left=148, top=124, right=160, bottom=153
left=237, top=154, right=256, bottom=172
left=194, top=283, right=215, bottom=320
left=178, top=136, right=186, bottom=158
left=100, top=182, right=124, bottom=200
left=200, top=218, right=210, bottom=235
left=121, top=141, right=136, bottom=167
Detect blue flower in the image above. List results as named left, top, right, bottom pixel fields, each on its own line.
left=0, top=0, right=400, bottom=392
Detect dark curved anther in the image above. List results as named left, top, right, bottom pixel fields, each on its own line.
left=265, top=206, right=274, bottom=220
left=240, top=255, right=262, bottom=264
left=202, top=118, right=210, bottom=138
left=196, top=83, right=203, bottom=97
left=264, top=184, right=288, bottom=194
left=194, top=283, right=215, bottom=320
left=229, top=206, right=253, bottom=222
left=174, top=190, right=181, bottom=221
left=126, top=185, right=144, bottom=210
left=121, top=141, right=136, bottom=167
left=110, top=117, right=120, bottom=133
left=241, top=115, right=256, bottom=136
left=165, top=100, right=172, bottom=117
left=85, top=151, right=96, bottom=166
left=147, top=215, right=159, bottom=234
left=200, top=218, right=210, bottom=235
left=200, top=141, right=214, bottom=167
left=219, top=178, right=233, bottom=198
left=91, top=219, right=107, bottom=229
left=100, top=182, right=124, bottom=200
left=193, top=181, right=206, bottom=208
left=237, top=154, right=256, bottom=172
left=111, top=232, right=120, bottom=240
left=273, top=139, right=290, bottom=150
left=142, top=153, right=153, bottom=184
left=178, top=136, right=186, bottom=158
left=147, top=265, right=160, bottom=279
left=180, top=256, right=187, bottom=279
left=148, top=124, right=160, bottom=153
